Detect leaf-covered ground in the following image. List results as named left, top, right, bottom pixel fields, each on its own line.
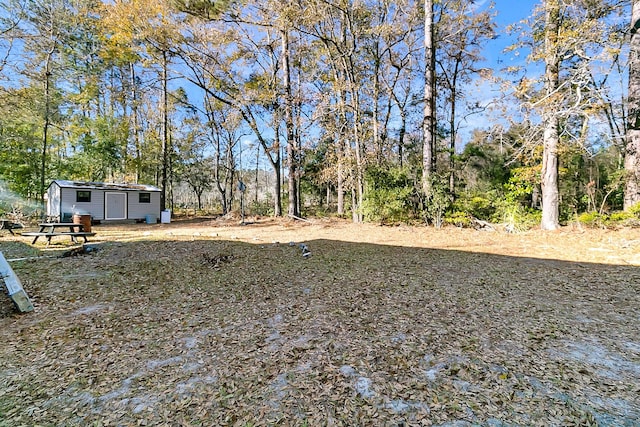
left=1, top=218, right=639, bottom=426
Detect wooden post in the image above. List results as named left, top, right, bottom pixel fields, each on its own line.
left=0, top=252, right=34, bottom=313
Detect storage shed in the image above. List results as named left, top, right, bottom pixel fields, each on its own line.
left=46, top=180, right=162, bottom=222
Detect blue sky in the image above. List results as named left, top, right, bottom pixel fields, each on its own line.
left=457, top=0, right=541, bottom=141
left=490, top=0, right=539, bottom=28
left=482, top=0, right=539, bottom=66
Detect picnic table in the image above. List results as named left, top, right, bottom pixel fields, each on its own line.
left=0, top=219, right=23, bottom=235
left=21, top=222, right=96, bottom=245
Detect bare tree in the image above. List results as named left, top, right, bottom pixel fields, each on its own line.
left=422, top=0, right=436, bottom=198
left=540, top=0, right=561, bottom=230
left=436, top=0, right=495, bottom=199
left=511, top=1, right=623, bottom=225
left=0, top=0, right=23, bottom=76
left=281, top=27, right=299, bottom=217
left=626, top=0, right=640, bottom=209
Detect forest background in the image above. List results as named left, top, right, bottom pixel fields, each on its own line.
left=1, top=0, right=640, bottom=231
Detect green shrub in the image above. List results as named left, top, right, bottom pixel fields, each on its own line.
left=628, top=202, right=640, bottom=217
left=576, top=210, right=640, bottom=228
left=363, top=167, right=416, bottom=223
left=423, top=176, right=451, bottom=228
left=363, top=187, right=414, bottom=223
left=453, top=194, right=496, bottom=220
left=493, top=200, right=541, bottom=231
left=470, top=196, right=492, bottom=216
left=250, top=200, right=274, bottom=217
left=445, top=211, right=472, bottom=228
left=504, top=167, right=536, bottom=204
left=577, top=211, right=604, bottom=228
left=303, top=205, right=331, bottom=218
left=604, top=210, right=640, bottom=228
left=608, top=211, right=633, bottom=222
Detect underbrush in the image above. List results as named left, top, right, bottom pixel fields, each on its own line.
left=575, top=208, right=640, bottom=229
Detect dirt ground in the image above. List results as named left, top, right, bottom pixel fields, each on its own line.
left=134, top=215, right=640, bottom=264
left=0, top=217, right=639, bottom=426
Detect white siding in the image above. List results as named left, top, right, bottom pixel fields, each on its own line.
left=48, top=182, right=161, bottom=221
left=127, top=191, right=161, bottom=219
left=46, top=183, right=62, bottom=217
left=60, top=188, right=106, bottom=220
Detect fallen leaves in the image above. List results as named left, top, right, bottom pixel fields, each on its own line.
left=0, top=221, right=639, bottom=425
left=202, top=252, right=234, bottom=270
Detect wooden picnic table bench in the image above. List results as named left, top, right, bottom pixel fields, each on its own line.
left=21, top=222, right=96, bottom=245
left=0, top=219, right=23, bottom=235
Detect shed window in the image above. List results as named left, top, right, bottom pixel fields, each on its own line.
left=76, top=191, right=91, bottom=203
left=139, top=192, right=151, bottom=203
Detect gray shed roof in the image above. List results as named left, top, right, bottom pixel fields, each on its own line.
left=50, top=180, right=161, bottom=192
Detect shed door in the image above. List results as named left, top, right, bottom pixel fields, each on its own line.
left=105, top=192, right=127, bottom=220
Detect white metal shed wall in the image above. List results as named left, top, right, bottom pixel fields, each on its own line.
left=46, top=181, right=162, bottom=221
left=46, top=183, right=62, bottom=217
left=60, top=188, right=106, bottom=220
left=127, top=191, right=161, bottom=219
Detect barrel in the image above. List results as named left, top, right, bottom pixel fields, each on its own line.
left=73, top=214, right=92, bottom=232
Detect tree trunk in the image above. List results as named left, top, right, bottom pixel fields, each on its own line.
left=213, top=121, right=226, bottom=214
left=541, top=0, right=561, bottom=230
left=296, top=124, right=302, bottom=214
left=274, top=153, right=282, bottom=217
left=40, top=46, right=56, bottom=206
left=337, top=153, right=344, bottom=214
left=337, top=87, right=348, bottom=216
left=161, top=50, right=169, bottom=212
left=226, top=137, right=235, bottom=213
left=351, top=91, right=364, bottom=223
left=41, top=64, right=51, bottom=206
left=625, top=0, right=640, bottom=210
left=422, top=0, right=435, bottom=197
left=447, top=54, right=465, bottom=201
left=326, top=185, right=331, bottom=209
left=399, top=108, right=406, bottom=168
left=130, top=62, right=142, bottom=183
left=373, top=46, right=381, bottom=164
left=282, top=28, right=299, bottom=217
left=449, top=78, right=457, bottom=198
left=255, top=147, right=259, bottom=205
left=351, top=188, right=358, bottom=223
left=272, top=119, right=282, bottom=217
